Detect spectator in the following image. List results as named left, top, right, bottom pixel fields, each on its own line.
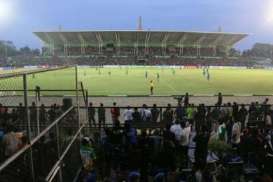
left=128, top=171, right=140, bottom=182
left=195, top=104, right=206, bottom=132
left=132, top=107, right=141, bottom=123
left=111, top=102, right=120, bottom=126
left=264, top=133, right=273, bottom=176
left=98, top=103, right=106, bottom=128
left=163, top=104, right=173, bottom=124
left=265, top=113, right=272, bottom=127
left=263, top=98, right=269, bottom=105
left=48, top=105, right=55, bottom=122
left=124, top=123, right=137, bottom=146
left=238, top=104, right=248, bottom=128
left=217, top=92, right=223, bottom=106
left=30, top=102, right=37, bottom=124
left=151, top=104, right=159, bottom=122
left=10, top=108, right=18, bottom=122
left=231, top=120, right=241, bottom=148
left=123, top=106, right=133, bottom=124
left=175, top=103, right=184, bottom=121
left=2, top=125, right=21, bottom=158
left=184, top=92, right=189, bottom=106
left=40, top=104, right=47, bottom=125
left=194, top=128, right=209, bottom=167
left=16, top=102, right=25, bottom=122
left=88, top=102, right=96, bottom=127
left=186, top=104, right=195, bottom=121
left=180, top=121, right=191, bottom=163
left=140, top=104, right=151, bottom=122
left=217, top=121, right=227, bottom=142
left=232, top=102, right=239, bottom=121
left=80, top=137, right=96, bottom=182
left=170, top=120, right=183, bottom=143
left=163, top=124, right=175, bottom=142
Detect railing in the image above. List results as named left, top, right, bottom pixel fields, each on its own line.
left=1, top=104, right=268, bottom=130
left=0, top=106, right=81, bottom=181
left=0, top=66, right=89, bottom=182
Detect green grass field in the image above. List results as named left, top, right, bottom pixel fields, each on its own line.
left=1, top=67, right=273, bottom=96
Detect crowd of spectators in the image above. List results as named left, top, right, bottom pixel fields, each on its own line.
left=0, top=102, right=69, bottom=163
left=0, top=55, right=260, bottom=67
left=1, top=95, right=273, bottom=181
left=0, top=101, right=80, bottom=182
left=51, top=56, right=257, bottom=67
left=81, top=96, right=273, bottom=182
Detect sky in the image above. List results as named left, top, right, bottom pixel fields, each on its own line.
left=1, top=0, right=273, bottom=50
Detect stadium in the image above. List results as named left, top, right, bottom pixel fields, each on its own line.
left=6, top=29, right=270, bottom=96
left=1, top=5, right=273, bottom=182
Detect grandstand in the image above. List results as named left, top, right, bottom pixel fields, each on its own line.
left=34, top=30, right=247, bottom=58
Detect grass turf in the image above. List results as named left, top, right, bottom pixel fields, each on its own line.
left=1, top=67, right=273, bottom=96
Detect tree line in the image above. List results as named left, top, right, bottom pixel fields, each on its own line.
left=0, top=40, right=40, bottom=58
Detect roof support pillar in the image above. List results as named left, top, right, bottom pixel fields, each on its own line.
left=45, top=33, right=55, bottom=56
left=50, top=42, right=55, bottom=56
left=95, top=33, right=103, bottom=54
left=179, top=44, right=184, bottom=56
left=59, top=33, right=69, bottom=56
left=134, top=43, right=138, bottom=56
left=178, top=34, right=187, bottom=57
left=144, top=32, right=151, bottom=55
left=213, top=46, right=217, bottom=57
left=78, top=34, right=86, bottom=55
left=197, top=45, right=201, bottom=57
left=195, top=35, right=206, bottom=58
left=225, top=45, right=231, bottom=57
left=210, top=34, right=224, bottom=57
left=64, top=43, right=68, bottom=56
left=161, top=33, right=169, bottom=56
left=115, top=32, right=120, bottom=55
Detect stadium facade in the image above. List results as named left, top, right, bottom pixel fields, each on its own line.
left=34, top=30, right=247, bottom=58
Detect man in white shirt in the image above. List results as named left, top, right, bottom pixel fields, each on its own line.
left=170, top=121, right=183, bottom=142
left=180, top=122, right=191, bottom=165
left=180, top=122, right=191, bottom=147
left=123, top=106, right=133, bottom=123
left=231, top=121, right=241, bottom=147
left=140, top=104, right=151, bottom=122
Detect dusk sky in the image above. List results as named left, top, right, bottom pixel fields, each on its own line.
left=1, top=0, right=273, bottom=50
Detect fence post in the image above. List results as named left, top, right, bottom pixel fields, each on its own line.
left=56, top=123, right=63, bottom=182
left=35, top=86, right=40, bottom=134
left=23, top=74, right=35, bottom=182
left=159, top=107, right=163, bottom=122
left=86, top=90, right=89, bottom=125
left=75, top=66, right=80, bottom=130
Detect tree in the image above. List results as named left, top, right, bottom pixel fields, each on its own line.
left=229, top=48, right=241, bottom=57
left=19, top=46, right=31, bottom=55
left=32, top=48, right=40, bottom=56
left=0, top=40, right=17, bottom=57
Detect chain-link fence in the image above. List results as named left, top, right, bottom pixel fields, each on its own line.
left=0, top=66, right=88, bottom=182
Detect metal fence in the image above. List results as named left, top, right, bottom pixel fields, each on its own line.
left=0, top=66, right=89, bottom=182
left=82, top=104, right=268, bottom=128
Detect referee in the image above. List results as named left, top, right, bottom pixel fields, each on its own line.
left=150, top=80, right=154, bottom=95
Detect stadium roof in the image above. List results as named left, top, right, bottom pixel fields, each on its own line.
left=34, top=30, right=248, bottom=48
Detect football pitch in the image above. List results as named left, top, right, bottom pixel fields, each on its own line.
left=1, top=67, right=273, bottom=96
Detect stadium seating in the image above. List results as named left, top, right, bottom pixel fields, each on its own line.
left=0, top=55, right=260, bottom=67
